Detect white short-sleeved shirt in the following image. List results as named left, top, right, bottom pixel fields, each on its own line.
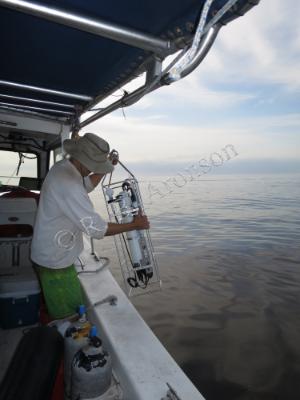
left=31, top=159, right=107, bottom=268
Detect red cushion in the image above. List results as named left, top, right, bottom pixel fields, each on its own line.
left=0, top=224, right=33, bottom=238
left=2, top=188, right=40, bottom=204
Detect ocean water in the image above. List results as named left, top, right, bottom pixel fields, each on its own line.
left=91, top=173, right=300, bottom=400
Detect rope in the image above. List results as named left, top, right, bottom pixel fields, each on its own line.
left=168, top=0, right=241, bottom=82
left=169, top=0, right=214, bottom=81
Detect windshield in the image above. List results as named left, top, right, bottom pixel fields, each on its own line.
left=0, top=150, right=37, bottom=187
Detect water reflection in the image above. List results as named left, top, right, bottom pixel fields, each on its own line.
left=92, top=174, right=300, bottom=400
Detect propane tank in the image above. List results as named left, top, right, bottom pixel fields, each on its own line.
left=64, top=305, right=91, bottom=399
left=71, top=327, right=112, bottom=400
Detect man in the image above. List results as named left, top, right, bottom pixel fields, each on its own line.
left=31, top=132, right=149, bottom=319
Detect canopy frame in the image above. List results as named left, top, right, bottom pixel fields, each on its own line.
left=0, top=0, right=176, bottom=56
left=0, top=0, right=260, bottom=127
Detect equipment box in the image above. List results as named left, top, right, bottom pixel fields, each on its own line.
left=0, top=269, right=41, bottom=329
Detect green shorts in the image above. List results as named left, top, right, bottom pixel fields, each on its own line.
left=35, top=264, right=84, bottom=319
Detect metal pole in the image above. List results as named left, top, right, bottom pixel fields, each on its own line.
left=0, top=93, right=76, bottom=109
left=80, top=28, right=220, bottom=127
left=0, top=101, right=74, bottom=115
left=80, top=84, right=151, bottom=128
left=0, top=105, right=67, bottom=121
left=80, top=56, right=164, bottom=128
left=90, top=237, right=95, bottom=255
left=0, top=0, right=174, bottom=55
left=180, top=25, right=221, bottom=79
left=0, top=80, right=92, bottom=101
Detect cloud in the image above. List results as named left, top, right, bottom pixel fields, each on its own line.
left=145, top=75, right=257, bottom=110
left=90, top=69, right=256, bottom=117
left=200, top=0, right=300, bottom=90
left=84, top=110, right=300, bottom=164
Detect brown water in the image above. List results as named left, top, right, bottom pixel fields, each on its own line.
left=92, top=173, right=300, bottom=400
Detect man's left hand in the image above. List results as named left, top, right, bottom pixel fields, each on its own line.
left=109, top=150, right=119, bottom=166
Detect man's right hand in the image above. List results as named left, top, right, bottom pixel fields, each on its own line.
left=133, top=212, right=150, bottom=230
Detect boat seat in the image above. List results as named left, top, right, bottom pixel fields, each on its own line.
left=1, top=187, right=40, bottom=204
left=0, top=198, right=37, bottom=270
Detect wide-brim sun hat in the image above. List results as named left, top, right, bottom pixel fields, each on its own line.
left=63, top=132, right=114, bottom=174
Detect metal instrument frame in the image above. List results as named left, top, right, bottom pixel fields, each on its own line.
left=102, top=163, right=161, bottom=297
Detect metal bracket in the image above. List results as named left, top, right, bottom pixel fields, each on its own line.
left=93, top=295, right=118, bottom=307
left=77, top=256, right=85, bottom=270
left=146, top=57, right=163, bottom=85
left=90, top=237, right=101, bottom=261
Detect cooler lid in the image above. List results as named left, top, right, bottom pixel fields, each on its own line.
left=0, top=267, right=40, bottom=298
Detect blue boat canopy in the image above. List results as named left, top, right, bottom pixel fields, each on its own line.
left=0, top=0, right=260, bottom=126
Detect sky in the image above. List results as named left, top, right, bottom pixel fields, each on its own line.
left=81, top=0, right=300, bottom=176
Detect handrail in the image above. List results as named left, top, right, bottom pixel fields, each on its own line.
left=0, top=101, right=75, bottom=115
left=0, top=80, right=92, bottom=101
left=0, top=94, right=75, bottom=109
